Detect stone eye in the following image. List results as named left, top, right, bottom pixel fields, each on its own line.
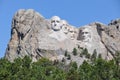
left=56, top=20, right=60, bottom=23
left=51, top=20, right=55, bottom=23
left=85, top=32, right=88, bottom=34
left=65, top=27, right=67, bottom=29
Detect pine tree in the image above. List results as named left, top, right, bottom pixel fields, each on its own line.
left=81, top=48, right=88, bottom=55
left=98, top=54, right=102, bottom=59
left=67, top=54, right=71, bottom=60
left=72, top=48, right=77, bottom=56
left=91, top=49, right=97, bottom=62
left=86, top=53, right=91, bottom=59
left=80, top=53, right=83, bottom=57
left=64, top=50, right=68, bottom=57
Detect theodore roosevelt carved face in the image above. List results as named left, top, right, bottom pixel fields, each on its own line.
left=69, top=27, right=75, bottom=40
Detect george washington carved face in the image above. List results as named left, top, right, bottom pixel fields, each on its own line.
left=51, top=16, right=61, bottom=31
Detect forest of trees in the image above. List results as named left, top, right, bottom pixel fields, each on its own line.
left=0, top=50, right=120, bottom=80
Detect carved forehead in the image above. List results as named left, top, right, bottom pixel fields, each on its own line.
left=82, top=26, right=92, bottom=33
left=82, top=28, right=90, bottom=32
left=61, top=20, right=68, bottom=24
left=69, top=26, right=74, bottom=31
left=51, top=16, right=61, bottom=21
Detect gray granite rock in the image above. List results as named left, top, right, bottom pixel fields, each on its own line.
left=5, top=9, right=120, bottom=64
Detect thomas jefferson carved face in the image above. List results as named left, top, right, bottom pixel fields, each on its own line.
left=61, top=20, right=69, bottom=34
left=81, top=28, right=91, bottom=42
left=51, top=16, right=61, bottom=31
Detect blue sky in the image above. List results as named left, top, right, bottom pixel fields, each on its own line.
left=0, top=0, right=120, bottom=58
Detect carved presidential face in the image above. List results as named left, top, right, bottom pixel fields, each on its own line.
left=51, top=16, right=61, bottom=31
left=81, top=28, right=91, bottom=42
left=69, top=27, right=75, bottom=40
left=61, top=20, right=69, bottom=34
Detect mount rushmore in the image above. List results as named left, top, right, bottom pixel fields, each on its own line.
left=5, top=9, right=120, bottom=64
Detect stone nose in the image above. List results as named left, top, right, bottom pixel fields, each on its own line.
left=54, top=24, right=57, bottom=26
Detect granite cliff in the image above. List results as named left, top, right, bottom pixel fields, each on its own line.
left=5, top=9, right=120, bottom=65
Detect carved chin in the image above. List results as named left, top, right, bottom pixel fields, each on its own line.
left=64, top=31, right=68, bottom=34
left=52, top=26, right=60, bottom=31
left=82, top=38, right=90, bottom=42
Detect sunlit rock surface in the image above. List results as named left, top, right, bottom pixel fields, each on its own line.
left=5, top=9, right=120, bottom=65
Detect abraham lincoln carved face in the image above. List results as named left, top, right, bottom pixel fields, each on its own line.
left=81, top=28, right=92, bottom=42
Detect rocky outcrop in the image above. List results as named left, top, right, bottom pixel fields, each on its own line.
left=5, top=9, right=77, bottom=62
left=103, top=19, right=120, bottom=59
left=5, top=9, right=120, bottom=64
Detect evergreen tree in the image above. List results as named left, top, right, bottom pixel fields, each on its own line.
left=86, top=53, right=91, bottom=59
left=0, top=54, right=120, bottom=80
left=98, top=54, right=102, bottom=59
left=91, top=49, right=97, bottom=62
left=114, top=51, right=120, bottom=66
left=64, top=50, right=68, bottom=57
left=70, top=62, right=78, bottom=70
left=62, top=58, right=66, bottom=63
left=82, top=48, right=88, bottom=55
left=80, top=53, right=83, bottom=57
left=72, top=48, right=77, bottom=56
left=0, top=58, right=12, bottom=80
left=78, top=60, right=93, bottom=80
left=67, top=62, right=78, bottom=80
left=22, top=55, right=32, bottom=68
left=67, top=54, right=71, bottom=60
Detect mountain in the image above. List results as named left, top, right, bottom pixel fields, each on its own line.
left=5, top=9, right=120, bottom=65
